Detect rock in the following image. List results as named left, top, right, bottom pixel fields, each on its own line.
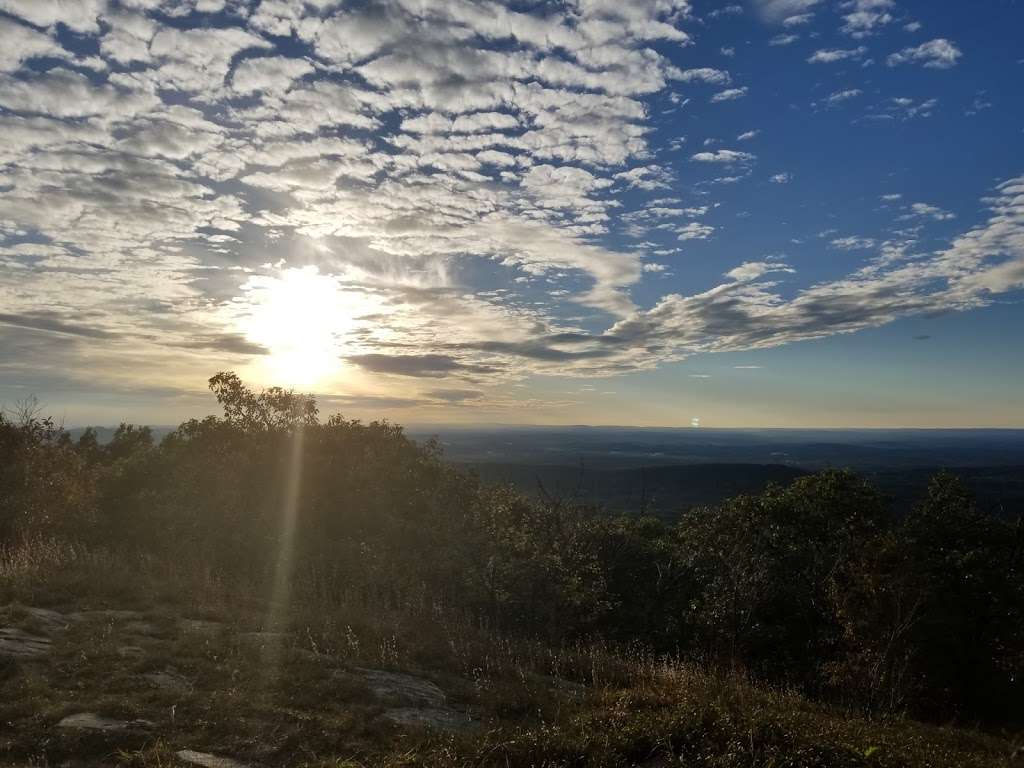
left=176, top=749, right=249, bottom=768
left=24, top=607, right=70, bottom=631
left=178, top=618, right=225, bottom=636
left=382, top=707, right=476, bottom=730
left=57, top=713, right=153, bottom=732
left=355, top=668, right=447, bottom=707
left=0, top=627, right=52, bottom=659
left=355, top=668, right=476, bottom=731
left=144, top=669, right=192, bottom=694
left=118, top=645, right=146, bottom=659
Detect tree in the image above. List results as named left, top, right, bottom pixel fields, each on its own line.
left=207, top=371, right=318, bottom=432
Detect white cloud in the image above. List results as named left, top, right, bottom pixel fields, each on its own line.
left=691, top=150, right=756, bottom=164
left=737, top=130, right=759, bottom=141
left=711, top=87, right=748, bottom=102
left=831, top=236, right=877, bottom=250
left=2, top=20, right=67, bottom=75
left=840, top=0, right=895, bottom=38
left=770, top=172, right=792, bottom=184
left=908, top=202, right=955, bottom=221
left=750, top=0, right=822, bottom=24
left=887, top=38, right=962, bottom=69
left=821, top=88, right=862, bottom=107
left=231, top=56, right=314, bottom=95
left=769, top=34, right=800, bottom=46
left=0, top=0, right=1016, bottom=405
left=808, top=47, right=868, bottom=64
left=677, top=67, right=731, bottom=85
left=866, top=96, right=938, bottom=121
left=0, top=0, right=105, bottom=33
left=678, top=223, right=715, bottom=240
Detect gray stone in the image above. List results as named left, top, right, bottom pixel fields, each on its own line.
left=57, top=712, right=153, bottom=732
left=176, top=749, right=249, bottom=768
left=382, top=707, right=476, bottom=730
left=118, top=645, right=146, bottom=659
left=0, top=627, right=52, bottom=659
left=356, top=668, right=446, bottom=707
left=24, top=607, right=70, bottom=631
left=178, top=618, right=225, bottom=636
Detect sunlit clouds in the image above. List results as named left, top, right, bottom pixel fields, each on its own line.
left=0, top=0, right=1021, bottom=425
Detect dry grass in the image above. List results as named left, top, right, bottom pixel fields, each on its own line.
left=0, top=540, right=1018, bottom=768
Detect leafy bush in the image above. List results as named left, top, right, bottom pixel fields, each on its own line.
left=1, top=373, right=1020, bottom=725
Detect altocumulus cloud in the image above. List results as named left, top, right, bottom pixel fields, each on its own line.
left=0, top=0, right=1018, bottom=409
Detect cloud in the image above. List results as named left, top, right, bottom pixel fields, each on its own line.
left=820, top=88, right=862, bottom=107
left=230, top=56, right=314, bottom=95
left=770, top=172, right=792, bottom=184
left=691, top=150, right=756, bottom=164
left=887, top=38, right=962, bottom=69
left=711, top=87, right=748, bottom=102
left=830, top=236, right=877, bottom=250
left=864, top=96, right=938, bottom=121
left=604, top=177, right=1024, bottom=362
left=425, top=388, right=483, bottom=403
left=726, top=261, right=794, bottom=281
left=0, top=18, right=67, bottom=73
left=807, top=47, right=868, bottom=64
left=677, top=223, right=716, bottom=241
left=839, top=0, right=895, bottom=38
left=708, top=5, right=744, bottom=19
left=677, top=67, right=731, bottom=85
left=750, top=0, right=823, bottom=25
left=769, top=33, right=800, bottom=46
left=907, top=203, right=955, bottom=221
left=346, top=354, right=497, bottom=378
left=0, top=0, right=1016, bottom=410
left=0, top=0, right=105, bottom=33
left=169, top=334, right=269, bottom=356
left=0, top=311, right=115, bottom=339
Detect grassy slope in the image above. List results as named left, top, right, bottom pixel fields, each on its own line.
left=0, top=542, right=1016, bottom=768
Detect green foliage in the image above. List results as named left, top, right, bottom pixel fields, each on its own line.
left=1, top=374, right=1021, bottom=728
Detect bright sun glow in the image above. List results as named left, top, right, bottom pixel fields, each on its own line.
left=238, top=266, right=348, bottom=388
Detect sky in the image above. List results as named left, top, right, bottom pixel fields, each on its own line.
left=0, top=0, right=1022, bottom=428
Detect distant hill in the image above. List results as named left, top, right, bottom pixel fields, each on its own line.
left=409, top=425, right=1024, bottom=469
left=460, top=462, right=808, bottom=519
left=461, top=461, right=1024, bottom=521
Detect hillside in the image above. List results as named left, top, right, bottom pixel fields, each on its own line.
left=0, top=566, right=1016, bottom=768
left=2, top=375, right=1022, bottom=766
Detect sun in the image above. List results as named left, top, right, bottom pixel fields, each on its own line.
left=237, top=266, right=348, bottom=389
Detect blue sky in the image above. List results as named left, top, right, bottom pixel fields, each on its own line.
left=0, top=0, right=1022, bottom=427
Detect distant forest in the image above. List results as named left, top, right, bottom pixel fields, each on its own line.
left=2, top=373, right=1021, bottom=726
